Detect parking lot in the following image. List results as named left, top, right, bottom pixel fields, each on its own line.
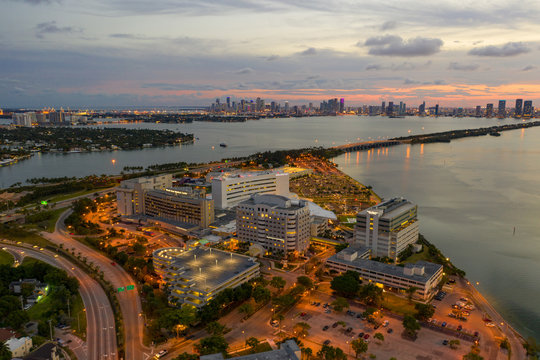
left=279, top=292, right=473, bottom=359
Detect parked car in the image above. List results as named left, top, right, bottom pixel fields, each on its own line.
left=323, top=325, right=329, bottom=331
left=387, top=328, right=393, bottom=334
left=156, top=349, right=168, bottom=358
left=457, top=325, right=463, bottom=331
left=442, top=322, right=447, bottom=327
left=358, top=332, right=365, bottom=338
left=382, top=320, right=389, bottom=327
left=443, top=340, right=449, bottom=346
left=346, top=327, right=353, bottom=333
left=332, top=322, right=339, bottom=328
left=363, top=334, right=370, bottom=340
left=323, top=340, right=331, bottom=345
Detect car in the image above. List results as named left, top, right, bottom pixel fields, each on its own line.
left=382, top=320, right=389, bottom=327
left=441, top=322, right=447, bottom=327
left=323, top=303, right=329, bottom=308
left=460, top=297, right=469, bottom=302
left=323, top=325, right=329, bottom=331
left=457, top=325, right=463, bottom=331
left=443, top=339, right=449, bottom=346
left=486, top=322, right=495, bottom=327
left=323, top=340, right=331, bottom=345
left=156, top=349, right=168, bottom=358
left=363, top=334, right=370, bottom=340
left=374, top=324, right=380, bottom=330
left=325, top=309, right=331, bottom=313
left=356, top=314, right=362, bottom=319
left=474, top=331, right=479, bottom=337
left=358, top=332, right=365, bottom=338
left=316, top=302, right=321, bottom=306
left=111, top=262, right=116, bottom=266
left=300, top=312, right=307, bottom=316
left=452, top=304, right=461, bottom=309
left=270, top=320, right=278, bottom=327
left=462, top=311, right=470, bottom=316
left=332, top=322, right=339, bottom=328
left=346, top=327, right=353, bottom=333
left=387, top=328, right=393, bottom=334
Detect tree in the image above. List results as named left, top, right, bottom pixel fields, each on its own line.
left=406, top=286, right=418, bottom=303
left=238, top=303, right=253, bottom=316
left=296, top=276, right=313, bottom=289
left=331, top=297, right=350, bottom=312
left=173, top=353, right=198, bottom=360
left=246, top=337, right=260, bottom=352
left=351, top=339, right=368, bottom=358
left=463, top=353, right=484, bottom=360
left=0, top=341, right=12, bottom=360
left=330, top=273, right=361, bottom=298
left=206, top=321, right=228, bottom=336
left=374, top=332, right=385, bottom=343
left=194, top=335, right=229, bottom=356
left=293, top=322, right=311, bottom=338
left=302, top=347, right=313, bottom=360
left=414, top=303, right=435, bottom=321
left=358, top=283, right=384, bottom=307
left=252, top=286, right=271, bottom=304
left=317, top=344, right=347, bottom=360
left=269, top=276, right=286, bottom=293
left=449, top=339, right=461, bottom=350
left=402, top=315, right=421, bottom=338
left=524, top=337, right=539, bottom=357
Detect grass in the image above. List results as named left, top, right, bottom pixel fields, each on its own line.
left=401, top=247, right=431, bottom=264
left=382, top=292, right=416, bottom=316
left=47, top=187, right=110, bottom=203
left=70, top=292, right=87, bottom=340
left=24, top=207, right=68, bottom=233
left=0, top=249, right=14, bottom=265
left=229, top=342, right=273, bottom=357
left=0, top=224, right=55, bottom=247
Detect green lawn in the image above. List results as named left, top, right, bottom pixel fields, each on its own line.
left=0, top=249, right=14, bottom=265
left=0, top=226, right=52, bottom=247
left=402, top=247, right=431, bottom=264
left=47, top=187, right=113, bottom=203
left=382, top=292, right=416, bottom=316
left=71, top=292, right=87, bottom=340
left=24, top=207, right=68, bottom=233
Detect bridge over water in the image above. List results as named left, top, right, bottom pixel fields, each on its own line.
left=332, top=139, right=403, bottom=152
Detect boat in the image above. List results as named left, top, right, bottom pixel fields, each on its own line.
left=489, top=132, right=501, bottom=137
left=219, top=143, right=227, bottom=147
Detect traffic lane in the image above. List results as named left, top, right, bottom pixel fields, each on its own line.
left=2, top=245, right=117, bottom=360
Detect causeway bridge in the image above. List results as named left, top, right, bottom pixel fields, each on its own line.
left=332, top=139, right=403, bottom=152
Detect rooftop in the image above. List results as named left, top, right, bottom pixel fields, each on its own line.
left=171, top=247, right=259, bottom=293
left=211, top=169, right=288, bottom=181
left=240, top=194, right=306, bottom=211
left=362, top=197, right=416, bottom=219
left=201, top=340, right=300, bottom=360
left=328, top=249, right=442, bottom=284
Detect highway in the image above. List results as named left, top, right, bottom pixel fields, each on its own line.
left=42, top=209, right=151, bottom=360
left=2, top=244, right=117, bottom=360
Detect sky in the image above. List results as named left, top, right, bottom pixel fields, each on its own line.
left=1, top=0, right=540, bottom=108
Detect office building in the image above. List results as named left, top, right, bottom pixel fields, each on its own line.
left=12, top=112, right=35, bottom=127
left=201, top=339, right=301, bottom=360
left=486, top=103, right=494, bottom=117
left=381, top=101, right=386, bottom=114
left=418, top=101, right=426, bottom=114
left=434, top=104, right=439, bottom=116
left=339, top=98, right=345, bottom=113
left=498, top=100, right=506, bottom=117
left=387, top=101, right=394, bottom=116
left=116, top=174, right=173, bottom=216
left=144, top=188, right=214, bottom=228
left=153, top=247, right=260, bottom=307
left=48, top=110, right=65, bottom=123
left=523, top=100, right=533, bottom=118
left=515, top=99, right=523, bottom=117
left=210, top=170, right=289, bottom=209
left=326, top=246, right=443, bottom=300
left=475, top=106, right=482, bottom=117
left=236, top=194, right=311, bottom=255
left=354, top=197, right=419, bottom=261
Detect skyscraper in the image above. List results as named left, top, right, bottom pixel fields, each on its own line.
left=434, top=104, right=439, bottom=116
left=339, top=98, right=345, bottom=113
left=486, top=103, right=494, bottom=117
left=381, top=101, right=386, bottom=114
left=387, top=101, right=394, bottom=116
left=498, top=100, right=506, bottom=117
left=515, top=99, right=523, bottom=117
left=418, top=101, right=426, bottom=115
left=523, top=101, right=533, bottom=118
left=475, top=106, right=482, bottom=117
left=226, top=97, right=231, bottom=110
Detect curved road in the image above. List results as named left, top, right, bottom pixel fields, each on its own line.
left=42, top=209, right=151, bottom=360
left=2, top=244, right=117, bottom=360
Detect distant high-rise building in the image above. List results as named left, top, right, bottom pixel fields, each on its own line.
left=226, top=97, right=231, bottom=110
left=523, top=100, right=533, bottom=118
left=339, top=98, right=345, bottom=113
left=48, top=110, right=65, bottom=123
left=498, top=100, right=506, bottom=117
left=418, top=101, right=426, bottom=114
left=284, top=101, right=289, bottom=112
left=387, top=101, right=394, bottom=116
left=486, top=103, right=494, bottom=117
left=381, top=101, right=386, bottom=114
left=475, top=106, right=482, bottom=117
left=515, top=99, right=523, bottom=117
left=435, top=104, right=439, bottom=116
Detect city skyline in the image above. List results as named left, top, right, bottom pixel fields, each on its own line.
left=1, top=0, right=540, bottom=107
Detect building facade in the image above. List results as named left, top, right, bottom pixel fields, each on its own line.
left=144, top=188, right=214, bottom=228
left=354, top=197, right=419, bottom=261
left=210, top=170, right=289, bottom=209
left=116, top=174, right=173, bottom=216
left=326, top=246, right=443, bottom=300
left=153, top=247, right=260, bottom=308
left=236, top=194, right=310, bottom=255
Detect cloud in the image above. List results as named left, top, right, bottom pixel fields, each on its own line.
left=266, top=55, right=280, bottom=61
left=298, top=47, right=317, bottom=56
left=11, top=0, right=61, bottom=4
left=522, top=65, right=537, bottom=71
left=468, top=42, right=530, bottom=57
left=366, top=64, right=383, bottom=71
left=363, top=35, right=443, bottom=56
left=380, top=21, right=397, bottom=31
left=235, top=67, right=255, bottom=74
left=35, top=21, right=81, bottom=39
left=448, top=62, right=479, bottom=71
left=141, top=83, right=224, bottom=91
left=109, top=33, right=147, bottom=40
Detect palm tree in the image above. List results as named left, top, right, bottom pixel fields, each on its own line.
left=0, top=341, right=12, bottom=360
left=245, top=337, right=260, bottom=353
left=302, top=347, right=313, bottom=360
